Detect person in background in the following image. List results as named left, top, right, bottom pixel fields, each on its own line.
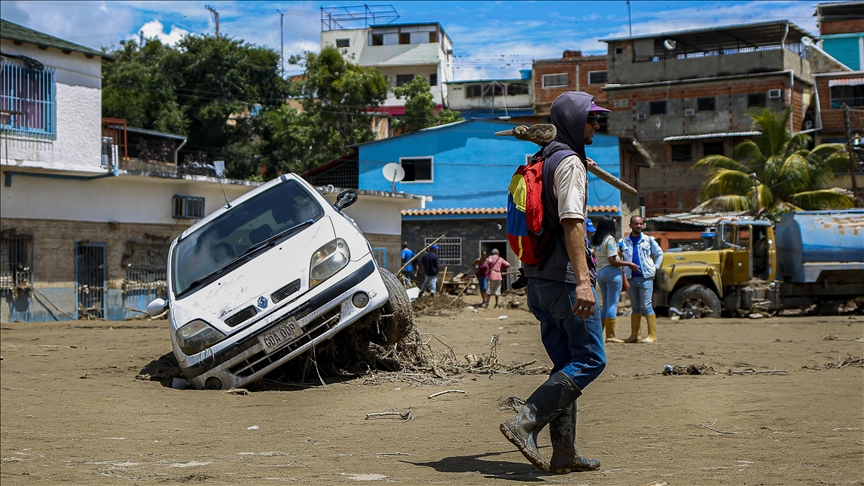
left=592, top=217, right=639, bottom=344
left=585, top=218, right=597, bottom=268
left=620, top=216, right=664, bottom=343
left=486, top=248, right=511, bottom=308
left=418, top=245, right=440, bottom=297
left=473, top=250, right=490, bottom=308
left=401, top=242, right=417, bottom=284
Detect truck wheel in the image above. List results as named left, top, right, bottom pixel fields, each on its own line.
left=379, top=268, right=414, bottom=344
left=669, top=284, right=722, bottom=318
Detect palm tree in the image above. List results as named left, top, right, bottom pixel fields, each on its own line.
left=692, top=107, right=854, bottom=219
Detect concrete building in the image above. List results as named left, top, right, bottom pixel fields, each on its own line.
left=816, top=1, right=864, bottom=70
left=532, top=50, right=609, bottom=116
left=599, top=20, right=849, bottom=219
left=444, top=71, right=533, bottom=119
left=0, top=19, right=417, bottom=322
left=320, top=21, right=453, bottom=116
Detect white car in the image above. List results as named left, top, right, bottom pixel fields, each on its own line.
left=148, top=174, right=409, bottom=390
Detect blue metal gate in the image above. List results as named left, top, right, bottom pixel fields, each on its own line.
left=76, top=243, right=106, bottom=319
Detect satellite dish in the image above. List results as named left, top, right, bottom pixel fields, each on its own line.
left=663, top=39, right=677, bottom=51
left=382, top=163, right=405, bottom=192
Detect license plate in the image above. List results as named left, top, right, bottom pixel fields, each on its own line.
left=259, top=318, right=300, bottom=354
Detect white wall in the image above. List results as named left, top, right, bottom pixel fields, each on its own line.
left=0, top=39, right=103, bottom=173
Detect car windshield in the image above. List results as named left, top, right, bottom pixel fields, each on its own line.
left=172, top=180, right=324, bottom=296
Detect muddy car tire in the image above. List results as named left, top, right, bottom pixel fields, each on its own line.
left=669, top=284, right=722, bottom=318
left=379, top=268, right=413, bottom=344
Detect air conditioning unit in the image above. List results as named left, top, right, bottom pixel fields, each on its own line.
left=768, top=89, right=782, bottom=99
left=636, top=113, right=647, bottom=120
left=684, top=108, right=695, bottom=116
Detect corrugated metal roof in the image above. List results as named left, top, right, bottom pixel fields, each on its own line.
left=599, top=20, right=812, bottom=44
left=828, top=78, right=864, bottom=87
left=402, top=206, right=620, bottom=216
left=646, top=211, right=753, bottom=226
left=0, top=19, right=111, bottom=60
left=664, top=131, right=760, bottom=142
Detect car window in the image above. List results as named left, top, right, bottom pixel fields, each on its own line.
left=172, top=180, right=324, bottom=296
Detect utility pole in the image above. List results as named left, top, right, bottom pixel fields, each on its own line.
left=205, top=5, right=220, bottom=37
left=843, top=104, right=861, bottom=207
left=278, top=10, right=284, bottom=76
left=627, top=0, right=632, bottom=37
left=139, top=30, right=144, bottom=48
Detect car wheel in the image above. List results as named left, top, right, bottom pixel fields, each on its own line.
left=379, top=268, right=413, bottom=344
left=669, top=284, right=722, bottom=318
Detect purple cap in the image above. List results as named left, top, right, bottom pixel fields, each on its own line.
left=589, top=101, right=611, bottom=114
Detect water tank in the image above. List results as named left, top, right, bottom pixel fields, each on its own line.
left=775, top=210, right=864, bottom=282
left=520, top=69, right=532, bottom=80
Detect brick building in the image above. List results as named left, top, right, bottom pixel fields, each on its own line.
left=599, top=21, right=850, bottom=219
left=816, top=1, right=864, bottom=70
left=532, top=50, right=609, bottom=116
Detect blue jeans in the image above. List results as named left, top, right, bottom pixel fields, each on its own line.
left=627, top=275, right=655, bottom=316
left=402, top=270, right=414, bottom=284
left=477, top=276, right=488, bottom=293
left=421, top=274, right=438, bottom=294
left=596, top=266, right=623, bottom=321
left=526, top=278, right=606, bottom=391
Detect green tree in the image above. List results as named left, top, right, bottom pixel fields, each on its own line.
left=102, top=39, right=187, bottom=134
left=291, top=46, right=389, bottom=168
left=392, top=76, right=462, bottom=132
left=693, top=108, right=854, bottom=218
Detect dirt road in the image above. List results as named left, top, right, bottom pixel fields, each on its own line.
left=2, top=302, right=862, bottom=485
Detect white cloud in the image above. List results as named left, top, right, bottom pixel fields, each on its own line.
left=137, top=19, right=189, bottom=45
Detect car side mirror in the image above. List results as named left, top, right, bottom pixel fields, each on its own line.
left=147, top=298, right=168, bottom=317
left=334, top=189, right=358, bottom=211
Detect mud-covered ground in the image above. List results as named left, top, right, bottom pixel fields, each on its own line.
left=1, top=296, right=862, bottom=485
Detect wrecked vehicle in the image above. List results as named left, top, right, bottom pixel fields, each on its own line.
left=653, top=210, right=864, bottom=317
left=147, top=174, right=410, bottom=389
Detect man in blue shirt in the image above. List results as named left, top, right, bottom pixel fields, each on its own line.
left=620, top=216, right=664, bottom=343
left=400, top=242, right=416, bottom=284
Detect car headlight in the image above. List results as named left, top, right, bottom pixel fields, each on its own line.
left=175, top=319, right=226, bottom=355
left=310, top=238, right=350, bottom=287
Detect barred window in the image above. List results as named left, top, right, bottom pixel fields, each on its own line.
left=0, top=59, right=56, bottom=139
left=0, top=233, right=33, bottom=291
left=122, top=240, right=169, bottom=293
left=542, top=73, right=568, bottom=88
left=697, top=97, right=716, bottom=111
left=588, top=71, right=607, bottom=85
left=396, top=74, right=415, bottom=87
left=425, top=237, right=461, bottom=266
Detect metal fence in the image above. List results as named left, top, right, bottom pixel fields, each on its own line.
left=0, top=60, right=56, bottom=139
left=0, top=233, right=33, bottom=292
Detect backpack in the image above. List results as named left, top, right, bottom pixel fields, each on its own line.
left=506, top=152, right=555, bottom=265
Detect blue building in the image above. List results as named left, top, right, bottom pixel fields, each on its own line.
left=305, top=119, right=621, bottom=279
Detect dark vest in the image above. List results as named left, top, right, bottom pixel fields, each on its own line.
left=522, top=143, right=596, bottom=286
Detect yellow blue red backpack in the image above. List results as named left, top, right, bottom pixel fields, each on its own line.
left=506, top=151, right=555, bottom=266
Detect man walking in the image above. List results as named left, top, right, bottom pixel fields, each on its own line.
left=418, top=244, right=440, bottom=297
left=500, top=92, right=607, bottom=473
left=400, top=242, right=417, bottom=284
left=620, top=216, right=664, bottom=343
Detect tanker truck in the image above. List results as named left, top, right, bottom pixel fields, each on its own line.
left=652, top=210, right=864, bottom=317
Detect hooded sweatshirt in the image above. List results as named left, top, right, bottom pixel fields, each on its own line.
left=523, top=92, right=596, bottom=285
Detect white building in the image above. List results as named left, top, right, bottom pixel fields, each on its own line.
left=0, top=19, right=419, bottom=322
left=444, top=72, right=534, bottom=119
left=321, top=22, right=454, bottom=115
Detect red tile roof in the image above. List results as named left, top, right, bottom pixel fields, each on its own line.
left=402, top=206, right=619, bottom=216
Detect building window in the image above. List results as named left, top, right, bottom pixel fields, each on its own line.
left=488, top=83, right=504, bottom=96
left=0, top=60, right=56, bottom=139
left=507, top=83, right=529, bottom=95
left=172, top=195, right=206, bottom=219
left=335, top=38, right=350, bottom=48
left=697, top=97, right=716, bottom=111
left=400, top=157, right=433, bottom=182
left=371, top=33, right=384, bottom=45
left=396, top=74, right=415, bottom=87
left=649, top=100, right=667, bottom=115
left=0, top=233, right=33, bottom=292
left=429, top=73, right=437, bottom=86
left=588, top=71, right=608, bottom=85
left=425, top=237, right=461, bottom=266
left=542, top=73, right=568, bottom=88
left=671, top=143, right=692, bottom=162
left=428, top=32, right=438, bottom=43
left=399, top=33, right=411, bottom=45
left=830, top=84, right=864, bottom=108
left=703, top=141, right=725, bottom=157
left=748, top=93, right=766, bottom=108
left=466, top=84, right=482, bottom=98
left=615, top=46, right=624, bottom=55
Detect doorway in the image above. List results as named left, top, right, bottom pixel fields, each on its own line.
left=76, top=242, right=106, bottom=319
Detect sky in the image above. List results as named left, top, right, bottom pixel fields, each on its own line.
left=2, top=1, right=826, bottom=80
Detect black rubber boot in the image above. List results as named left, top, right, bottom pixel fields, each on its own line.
left=499, top=371, right=582, bottom=472
left=548, top=401, right=601, bottom=473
